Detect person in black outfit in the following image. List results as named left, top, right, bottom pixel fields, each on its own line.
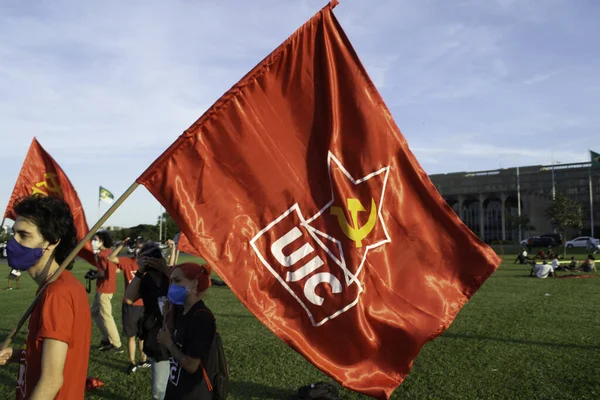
left=124, top=243, right=171, bottom=400
left=157, top=262, right=216, bottom=400
left=514, top=248, right=529, bottom=264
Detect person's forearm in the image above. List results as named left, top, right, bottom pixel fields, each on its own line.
left=167, top=343, right=200, bottom=374
left=108, top=243, right=125, bottom=262
left=29, top=376, right=63, bottom=400
left=124, top=276, right=142, bottom=304
left=168, top=247, right=176, bottom=266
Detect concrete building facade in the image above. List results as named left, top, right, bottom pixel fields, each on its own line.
left=429, top=162, right=600, bottom=243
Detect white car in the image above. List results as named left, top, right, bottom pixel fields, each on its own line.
left=565, top=236, right=599, bottom=249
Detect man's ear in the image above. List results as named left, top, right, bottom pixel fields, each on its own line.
left=46, top=238, right=61, bottom=252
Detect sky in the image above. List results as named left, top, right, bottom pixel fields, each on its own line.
left=1, top=0, right=599, bottom=229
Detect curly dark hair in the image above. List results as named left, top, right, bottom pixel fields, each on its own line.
left=13, top=195, right=78, bottom=270
left=94, top=230, right=113, bottom=248
left=138, top=241, right=163, bottom=259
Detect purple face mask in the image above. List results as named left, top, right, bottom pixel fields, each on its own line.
left=6, top=238, right=44, bottom=271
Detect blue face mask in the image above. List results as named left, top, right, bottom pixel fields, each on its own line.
left=6, top=238, right=44, bottom=271
left=168, top=284, right=188, bottom=305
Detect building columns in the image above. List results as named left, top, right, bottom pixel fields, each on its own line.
left=458, top=195, right=465, bottom=220
left=479, top=193, right=485, bottom=240
left=500, top=193, right=507, bottom=241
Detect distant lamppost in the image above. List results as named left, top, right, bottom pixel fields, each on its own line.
left=517, top=164, right=521, bottom=243
left=551, top=152, right=561, bottom=200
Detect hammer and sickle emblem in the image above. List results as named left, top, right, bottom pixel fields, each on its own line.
left=31, top=173, right=63, bottom=197
left=331, top=198, right=377, bottom=248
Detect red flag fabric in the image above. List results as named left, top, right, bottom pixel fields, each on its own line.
left=85, top=377, right=105, bottom=391
left=4, top=138, right=96, bottom=266
left=176, top=232, right=200, bottom=256
left=137, top=4, right=500, bottom=398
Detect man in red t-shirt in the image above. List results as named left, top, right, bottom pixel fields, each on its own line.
left=108, top=237, right=150, bottom=374
left=91, top=230, right=122, bottom=352
left=0, top=195, right=91, bottom=399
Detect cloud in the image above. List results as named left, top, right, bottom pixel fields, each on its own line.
left=0, top=0, right=598, bottom=227
left=412, top=142, right=588, bottom=173
left=523, top=72, right=558, bottom=85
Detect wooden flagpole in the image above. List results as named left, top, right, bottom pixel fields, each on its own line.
left=1, top=182, right=140, bottom=350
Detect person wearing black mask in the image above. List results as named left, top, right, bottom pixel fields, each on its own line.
left=124, top=243, right=171, bottom=400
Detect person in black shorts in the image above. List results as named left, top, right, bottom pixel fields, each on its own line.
left=108, top=238, right=150, bottom=374
left=157, top=262, right=217, bottom=400
left=125, top=242, right=172, bottom=399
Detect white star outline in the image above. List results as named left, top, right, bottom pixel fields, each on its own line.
left=249, top=151, right=391, bottom=326
left=304, top=151, right=392, bottom=287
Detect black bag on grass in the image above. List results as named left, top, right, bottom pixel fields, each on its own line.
left=296, top=381, right=341, bottom=400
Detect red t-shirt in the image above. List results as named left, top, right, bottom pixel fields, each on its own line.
left=118, top=256, right=144, bottom=307
left=17, top=270, right=91, bottom=400
left=96, top=248, right=117, bottom=294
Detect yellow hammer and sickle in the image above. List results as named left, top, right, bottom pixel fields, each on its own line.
left=331, top=198, right=377, bottom=248
left=31, top=173, right=63, bottom=198
left=31, top=185, right=48, bottom=196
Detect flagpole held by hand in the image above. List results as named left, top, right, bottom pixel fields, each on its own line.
left=1, top=182, right=140, bottom=350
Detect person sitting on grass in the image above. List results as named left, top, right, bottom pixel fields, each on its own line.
left=514, top=248, right=529, bottom=264
left=567, top=257, right=578, bottom=270
left=554, top=255, right=572, bottom=271
left=535, top=249, right=546, bottom=260
left=581, top=255, right=596, bottom=273
left=530, top=259, right=555, bottom=278
left=550, top=255, right=562, bottom=271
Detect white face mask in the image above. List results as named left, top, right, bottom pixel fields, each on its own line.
left=92, top=239, right=101, bottom=254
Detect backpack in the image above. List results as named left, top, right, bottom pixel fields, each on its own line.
left=296, top=382, right=341, bottom=400
left=195, top=309, right=230, bottom=399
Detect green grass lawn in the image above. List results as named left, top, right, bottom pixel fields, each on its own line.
left=0, top=252, right=598, bottom=399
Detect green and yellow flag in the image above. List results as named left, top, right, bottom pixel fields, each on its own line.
left=99, top=186, right=114, bottom=204
left=591, top=150, right=600, bottom=168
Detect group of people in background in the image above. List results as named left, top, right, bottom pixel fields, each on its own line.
left=529, top=255, right=596, bottom=278
left=0, top=194, right=222, bottom=399
left=516, top=250, right=596, bottom=279
left=514, top=246, right=597, bottom=278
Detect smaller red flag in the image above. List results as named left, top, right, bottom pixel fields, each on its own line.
left=4, top=138, right=96, bottom=266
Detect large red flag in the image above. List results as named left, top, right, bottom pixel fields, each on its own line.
left=4, top=138, right=96, bottom=266
left=176, top=232, right=201, bottom=256
left=137, top=3, right=500, bottom=398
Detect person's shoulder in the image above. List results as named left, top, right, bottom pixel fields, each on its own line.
left=96, top=249, right=111, bottom=264
left=99, top=248, right=112, bottom=257
left=190, top=303, right=216, bottom=324
left=45, top=271, right=87, bottom=300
